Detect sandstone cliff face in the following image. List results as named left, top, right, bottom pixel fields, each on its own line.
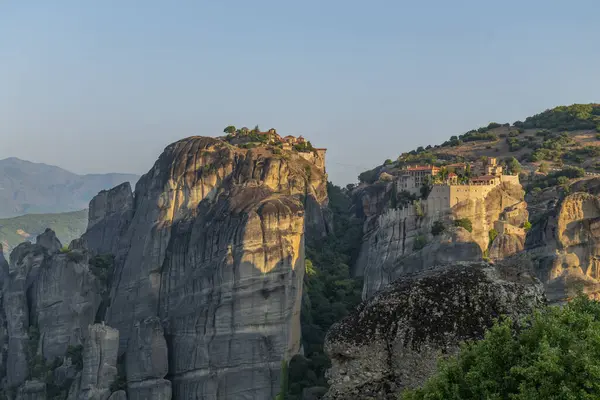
left=87, top=137, right=330, bottom=399
left=323, top=262, right=545, bottom=399
left=355, top=181, right=527, bottom=299
left=525, top=179, right=600, bottom=303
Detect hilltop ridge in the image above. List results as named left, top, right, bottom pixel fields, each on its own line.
left=359, top=103, right=600, bottom=187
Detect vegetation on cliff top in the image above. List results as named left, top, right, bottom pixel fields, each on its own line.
left=515, top=103, right=600, bottom=131
left=358, top=104, right=600, bottom=184
left=403, top=295, right=600, bottom=400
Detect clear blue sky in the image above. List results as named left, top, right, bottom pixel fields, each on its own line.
left=1, top=1, right=599, bottom=184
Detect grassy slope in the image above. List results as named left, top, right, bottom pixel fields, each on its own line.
left=0, top=210, right=88, bottom=254
left=361, top=104, right=600, bottom=181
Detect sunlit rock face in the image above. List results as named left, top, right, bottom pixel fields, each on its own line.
left=86, top=136, right=330, bottom=399
left=525, top=180, right=600, bottom=303
left=354, top=181, right=526, bottom=299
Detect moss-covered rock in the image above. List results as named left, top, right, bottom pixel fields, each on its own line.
left=323, top=262, right=545, bottom=399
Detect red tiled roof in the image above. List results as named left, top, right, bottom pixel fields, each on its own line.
left=448, top=172, right=458, bottom=177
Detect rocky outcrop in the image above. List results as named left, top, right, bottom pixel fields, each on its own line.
left=526, top=182, right=600, bottom=303
left=77, top=324, right=120, bottom=400
left=5, top=241, right=46, bottom=387
left=356, top=181, right=526, bottom=299
left=323, top=262, right=545, bottom=399
left=1, top=230, right=105, bottom=395
left=82, top=182, right=134, bottom=257
left=16, top=380, right=46, bottom=400
left=78, top=137, right=331, bottom=399
left=487, top=200, right=528, bottom=261
left=126, top=317, right=171, bottom=400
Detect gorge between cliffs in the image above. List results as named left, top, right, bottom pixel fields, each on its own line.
left=3, top=134, right=600, bottom=400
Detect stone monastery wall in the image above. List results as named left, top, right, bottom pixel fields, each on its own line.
left=424, top=184, right=495, bottom=215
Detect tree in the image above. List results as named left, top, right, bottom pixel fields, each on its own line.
left=538, top=162, right=550, bottom=174
left=384, top=159, right=393, bottom=165
left=454, top=218, right=472, bottom=233
left=223, top=125, right=236, bottom=134
left=507, top=157, right=521, bottom=175
left=403, top=295, right=600, bottom=400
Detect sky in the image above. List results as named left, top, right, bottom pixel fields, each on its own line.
left=1, top=1, right=599, bottom=184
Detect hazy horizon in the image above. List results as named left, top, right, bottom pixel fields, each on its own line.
left=2, top=1, right=600, bottom=184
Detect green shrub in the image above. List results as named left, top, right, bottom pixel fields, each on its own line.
left=454, top=218, right=473, bottom=233
left=59, top=246, right=70, bottom=254
left=384, top=159, right=393, bottom=165
left=431, top=221, right=446, bottom=236
left=413, top=235, right=428, bottom=251
left=66, top=344, right=84, bottom=371
left=358, top=168, right=379, bottom=184
left=523, top=221, right=532, bottom=232
left=489, top=228, right=498, bottom=244
left=402, top=295, right=600, bottom=399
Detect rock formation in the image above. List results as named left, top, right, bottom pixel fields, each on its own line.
left=125, top=317, right=171, bottom=400
left=524, top=178, right=600, bottom=303
left=82, top=182, right=134, bottom=257
left=323, top=262, right=545, bottom=399
left=354, top=180, right=528, bottom=298
left=76, top=324, right=120, bottom=400
left=68, top=136, right=328, bottom=399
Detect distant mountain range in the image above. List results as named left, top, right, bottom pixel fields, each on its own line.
left=0, top=157, right=139, bottom=218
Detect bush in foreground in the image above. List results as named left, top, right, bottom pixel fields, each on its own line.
left=402, top=295, right=600, bottom=399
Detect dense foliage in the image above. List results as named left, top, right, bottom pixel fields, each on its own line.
left=516, top=103, right=600, bottom=131
left=431, top=221, right=446, bottom=236
left=286, top=183, right=364, bottom=398
left=453, top=218, right=473, bottom=233
left=527, top=166, right=585, bottom=192
left=402, top=295, right=600, bottom=399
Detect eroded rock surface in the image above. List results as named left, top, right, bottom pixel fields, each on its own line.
left=526, top=181, right=600, bottom=303
left=84, top=137, right=331, bottom=399
left=82, top=182, right=134, bottom=257
left=323, top=262, right=545, bottom=399
left=355, top=181, right=526, bottom=298
left=126, top=317, right=170, bottom=400
left=77, top=324, right=119, bottom=400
